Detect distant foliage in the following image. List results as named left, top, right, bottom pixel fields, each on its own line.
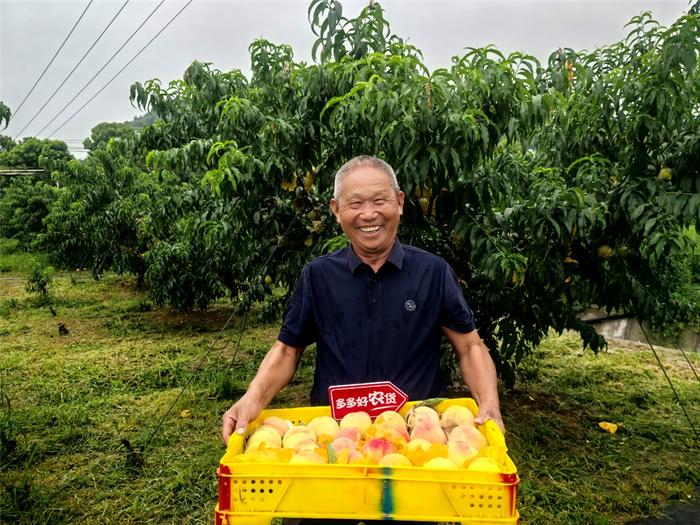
left=25, top=263, right=53, bottom=296
left=82, top=122, right=136, bottom=153
left=0, top=137, right=72, bottom=169
left=7, top=0, right=700, bottom=381
left=0, top=178, right=58, bottom=248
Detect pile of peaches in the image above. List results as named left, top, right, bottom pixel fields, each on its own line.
left=232, top=404, right=505, bottom=472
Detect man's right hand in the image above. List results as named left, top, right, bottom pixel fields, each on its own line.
left=221, top=393, right=264, bottom=445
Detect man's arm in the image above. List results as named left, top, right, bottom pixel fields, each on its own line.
left=221, top=340, right=304, bottom=445
left=441, top=326, right=504, bottom=432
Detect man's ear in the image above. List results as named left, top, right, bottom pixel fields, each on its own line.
left=330, top=198, right=341, bottom=223
left=397, top=191, right=405, bottom=216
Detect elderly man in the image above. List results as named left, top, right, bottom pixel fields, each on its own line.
left=222, top=155, right=503, bottom=444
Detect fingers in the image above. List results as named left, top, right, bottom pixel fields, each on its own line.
left=221, top=411, right=236, bottom=445
left=222, top=408, right=248, bottom=445
left=475, top=409, right=506, bottom=434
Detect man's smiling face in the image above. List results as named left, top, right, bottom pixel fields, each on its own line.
left=330, top=165, right=404, bottom=263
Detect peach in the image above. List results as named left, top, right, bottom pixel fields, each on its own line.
left=362, top=438, right=398, bottom=464
left=307, top=416, right=339, bottom=441
left=378, top=453, right=412, bottom=467
left=405, top=438, right=432, bottom=454
left=283, top=430, right=317, bottom=450
left=366, top=422, right=409, bottom=444
left=406, top=406, right=440, bottom=430
left=447, top=441, right=479, bottom=467
left=422, top=457, right=458, bottom=469
left=466, top=456, right=501, bottom=472
left=329, top=436, right=358, bottom=455
left=336, top=427, right=363, bottom=443
left=284, top=425, right=317, bottom=440
left=339, top=411, right=372, bottom=433
left=375, top=411, right=407, bottom=432
left=335, top=448, right=365, bottom=465
left=440, top=405, right=475, bottom=433
left=409, top=421, right=447, bottom=444
left=289, top=450, right=326, bottom=465
left=246, top=425, right=282, bottom=450
left=448, top=424, right=487, bottom=450
left=262, top=416, right=293, bottom=437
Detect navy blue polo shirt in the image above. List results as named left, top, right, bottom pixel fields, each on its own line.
left=277, top=239, right=475, bottom=406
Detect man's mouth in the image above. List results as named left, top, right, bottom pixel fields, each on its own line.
left=358, top=225, right=381, bottom=233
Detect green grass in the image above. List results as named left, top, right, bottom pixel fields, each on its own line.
left=0, top=239, right=48, bottom=274
left=0, top=257, right=698, bottom=524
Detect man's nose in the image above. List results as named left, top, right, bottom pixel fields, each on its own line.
left=358, top=201, right=377, bottom=217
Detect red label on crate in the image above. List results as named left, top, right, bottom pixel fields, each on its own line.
left=328, top=381, right=408, bottom=420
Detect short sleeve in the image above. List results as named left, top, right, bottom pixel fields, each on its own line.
left=277, top=266, right=318, bottom=348
left=439, top=262, right=475, bottom=333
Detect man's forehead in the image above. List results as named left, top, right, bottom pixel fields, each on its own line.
left=341, top=167, right=395, bottom=195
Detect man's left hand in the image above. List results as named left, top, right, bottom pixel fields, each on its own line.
left=474, top=404, right=505, bottom=434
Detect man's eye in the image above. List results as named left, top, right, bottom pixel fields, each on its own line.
left=349, top=201, right=362, bottom=209
left=374, top=199, right=386, bottom=206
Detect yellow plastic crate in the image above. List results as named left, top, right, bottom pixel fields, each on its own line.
left=216, top=398, right=519, bottom=525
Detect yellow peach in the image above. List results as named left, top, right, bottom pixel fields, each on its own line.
left=465, top=456, right=501, bottom=472
left=245, top=425, right=282, bottom=450
left=366, top=422, right=409, bottom=444
left=307, top=416, right=340, bottom=440
left=283, top=431, right=317, bottom=450
left=405, top=438, right=432, bottom=453
left=339, top=411, right=372, bottom=433
left=284, top=425, right=317, bottom=440
left=407, top=405, right=441, bottom=430
left=447, top=441, right=479, bottom=467
left=289, top=450, right=326, bottom=465
left=422, top=457, right=458, bottom=469
left=336, top=427, right=363, bottom=442
left=335, top=448, right=365, bottom=465
left=262, top=416, right=293, bottom=437
left=329, top=436, right=358, bottom=454
left=440, top=405, right=475, bottom=433
left=378, top=453, right=412, bottom=467
left=362, top=438, right=398, bottom=464
left=448, top=424, right=487, bottom=450
left=409, top=422, right=447, bottom=444
left=375, top=411, right=407, bottom=432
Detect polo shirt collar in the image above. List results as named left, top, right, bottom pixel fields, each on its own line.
left=346, top=239, right=405, bottom=273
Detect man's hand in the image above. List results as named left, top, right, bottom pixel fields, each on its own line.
left=220, top=340, right=304, bottom=446
left=474, top=403, right=505, bottom=434
left=221, top=392, right=264, bottom=445
left=442, top=326, right=505, bottom=434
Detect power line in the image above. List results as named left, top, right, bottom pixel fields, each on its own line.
left=34, top=0, right=167, bottom=138
left=14, top=0, right=131, bottom=139
left=48, top=0, right=194, bottom=139
left=10, top=0, right=94, bottom=121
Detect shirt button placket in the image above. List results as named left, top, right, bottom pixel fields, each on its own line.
left=369, top=276, right=378, bottom=314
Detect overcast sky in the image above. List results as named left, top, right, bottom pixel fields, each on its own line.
left=0, top=0, right=692, bottom=157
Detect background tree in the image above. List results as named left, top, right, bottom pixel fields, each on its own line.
left=82, top=121, right=136, bottom=153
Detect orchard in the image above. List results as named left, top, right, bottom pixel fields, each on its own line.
left=1, top=0, right=699, bottom=383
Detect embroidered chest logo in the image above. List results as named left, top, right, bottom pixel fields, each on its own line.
left=404, top=299, right=417, bottom=312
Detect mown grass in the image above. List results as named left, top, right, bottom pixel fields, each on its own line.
left=0, top=245, right=698, bottom=524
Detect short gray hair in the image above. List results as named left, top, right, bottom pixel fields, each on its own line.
left=333, top=155, right=400, bottom=200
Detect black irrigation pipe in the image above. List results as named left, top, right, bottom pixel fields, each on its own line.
left=640, top=324, right=699, bottom=443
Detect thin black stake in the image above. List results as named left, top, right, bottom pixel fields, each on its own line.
left=673, top=337, right=700, bottom=384
left=639, top=324, right=699, bottom=442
